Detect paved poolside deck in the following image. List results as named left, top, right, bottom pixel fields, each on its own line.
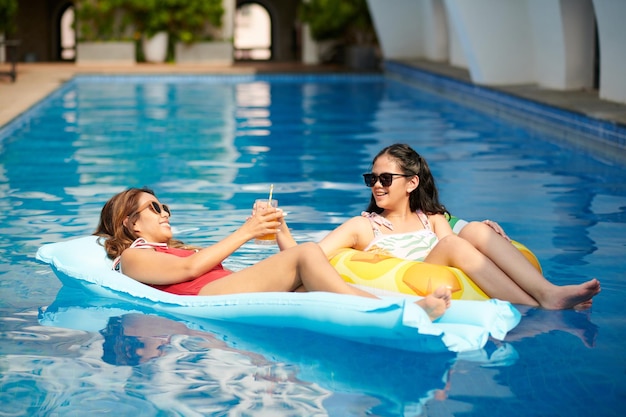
left=402, top=59, right=626, bottom=127
left=1, top=60, right=625, bottom=139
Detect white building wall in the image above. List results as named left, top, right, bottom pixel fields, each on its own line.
left=421, top=0, right=449, bottom=62
left=447, top=13, right=466, bottom=69
left=560, top=0, right=595, bottom=89
left=444, top=0, right=535, bottom=85
left=222, top=0, right=235, bottom=40
left=365, top=0, right=624, bottom=103
left=593, top=0, right=626, bottom=103
left=528, top=0, right=566, bottom=88
left=529, top=0, right=595, bottom=90
left=367, top=0, right=425, bottom=59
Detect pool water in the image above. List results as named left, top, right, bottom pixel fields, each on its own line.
left=1, top=74, right=625, bottom=416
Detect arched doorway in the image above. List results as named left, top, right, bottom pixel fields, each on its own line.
left=57, top=2, right=75, bottom=61
left=234, top=2, right=272, bottom=60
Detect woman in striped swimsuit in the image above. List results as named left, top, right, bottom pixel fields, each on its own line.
left=279, top=144, right=600, bottom=310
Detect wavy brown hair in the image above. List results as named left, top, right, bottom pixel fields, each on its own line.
left=94, top=187, right=185, bottom=259
left=366, top=143, right=448, bottom=216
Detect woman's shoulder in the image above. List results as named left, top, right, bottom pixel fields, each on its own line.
left=360, top=211, right=391, bottom=228
left=325, top=215, right=373, bottom=239
left=426, top=212, right=453, bottom=235
left=425, top=212, right=447, bottom=225
left=119, top=239, right=165, bottom=260
left=331, top=215, right=371, bottom=232
left=354, top=213, right=377, bottom=227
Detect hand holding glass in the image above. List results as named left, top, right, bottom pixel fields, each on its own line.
left=253, top=199, right=279, bottom=244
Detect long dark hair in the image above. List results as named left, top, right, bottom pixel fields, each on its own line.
left=366, top=143, right=448, bottom=215
left=94, top=187, right=185, bottom=259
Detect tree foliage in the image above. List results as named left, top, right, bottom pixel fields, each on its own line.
left=299, top=0, right=376, bottom=44
left=75, top=0, right=224, bottom=42
left=75, top=0, right=132, bottom=41
left=0, top=0, right=18, bottom=35
left=127, top=0, right=223, bottom=42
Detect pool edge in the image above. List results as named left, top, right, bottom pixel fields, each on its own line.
left=384, top=59, right=626, bottom=166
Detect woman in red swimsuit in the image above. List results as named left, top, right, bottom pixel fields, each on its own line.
left=94, top=187, right=451, bottom=321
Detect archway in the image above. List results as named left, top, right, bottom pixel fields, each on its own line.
left=57, top=2, right=75, bottom=61
left=234, top=2, right=272, bottom=60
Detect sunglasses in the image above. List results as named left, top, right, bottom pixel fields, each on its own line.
left=133, top=201, right=171, bottom=217
left=363, top=172, right=414, bottom=187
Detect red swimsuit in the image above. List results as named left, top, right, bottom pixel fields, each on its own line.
left=149, top=246, right=232, bottom=295
left=113, top=239, right=233, bottom=296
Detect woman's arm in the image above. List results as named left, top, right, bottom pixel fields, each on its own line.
left=276, top=216, right=298, bottom=250
left=481, top=219, right=511, bottom=241
left=122, top=206, right=284, bottom=285
left=318, top=216, right=373, bottom=256
left=430, top=213, right=455, bottom=240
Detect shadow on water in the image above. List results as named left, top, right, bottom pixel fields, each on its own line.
left=504, top=305, right=599, bottom=349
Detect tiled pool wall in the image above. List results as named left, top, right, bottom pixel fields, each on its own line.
left=384, top=60, right=626, bottom=166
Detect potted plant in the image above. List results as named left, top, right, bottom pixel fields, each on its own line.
left=171, top=0, right=232, bottom=65
left=128, top=0, right=227, bottom=64
left=74, top=0, right=136, bottom=65
left=299, top=0, right=379, bottom=70
left=127, top=0, right=170, bottom=63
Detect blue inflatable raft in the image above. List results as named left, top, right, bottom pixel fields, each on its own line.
left=36, top=235, right=521, bottom=353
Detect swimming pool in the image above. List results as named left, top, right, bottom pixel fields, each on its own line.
left=1, top=73, right=624, bottom=416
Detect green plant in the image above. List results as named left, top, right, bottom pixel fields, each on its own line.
left=0, top=0, right=18, bottom=35
left=75, top=0, right=133, bottom=41
left=74, top=0, right=223, bottom=44
left=128, top=0, right=223, bottom=43
left=299, top=0, right=376, bottom=45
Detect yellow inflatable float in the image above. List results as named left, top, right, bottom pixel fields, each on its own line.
left=329, top=217, right=541, bottom=301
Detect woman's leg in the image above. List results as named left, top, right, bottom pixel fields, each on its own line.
left=429, top=224, right=600, bottom=309
left=458, top=222, right=600, bottom=309
left=199, top=242, right=450, bottom=320
left=426, top=235, right=540, bottom=306
left=199, top=243, right=376, bottom=295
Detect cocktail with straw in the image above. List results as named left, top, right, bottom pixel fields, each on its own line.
left=254, top=184, right=278, bottom=245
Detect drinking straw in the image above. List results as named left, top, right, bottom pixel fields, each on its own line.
left=268, top=184, right=274, bottom=205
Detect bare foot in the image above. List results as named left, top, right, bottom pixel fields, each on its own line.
left=416, top=285, right=451, bottom=321
left=541, top=278, right=601, bottom=310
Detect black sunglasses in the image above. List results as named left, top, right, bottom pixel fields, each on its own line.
left=362, top=172, right=414, bottom=187
left=133, top=201, right=171, bottom=217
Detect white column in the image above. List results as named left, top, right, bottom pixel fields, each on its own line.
left=221, top=0, right=235, bottom=40
left=593, top=0, right=626, bottom=104
left=367, top=0, right=425, bottom=59
left=0, top=33, right=5, bottom=63
left=445, top=0, right=535, bottom=85
left=447, top=14, right=466, bottom=68
left=302, top=23, right=319, bottom=65
left=529, top=0, right=594, bottom=90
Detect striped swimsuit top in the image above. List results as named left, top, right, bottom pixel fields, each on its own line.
left=361, top=210, right=439, bottom=262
